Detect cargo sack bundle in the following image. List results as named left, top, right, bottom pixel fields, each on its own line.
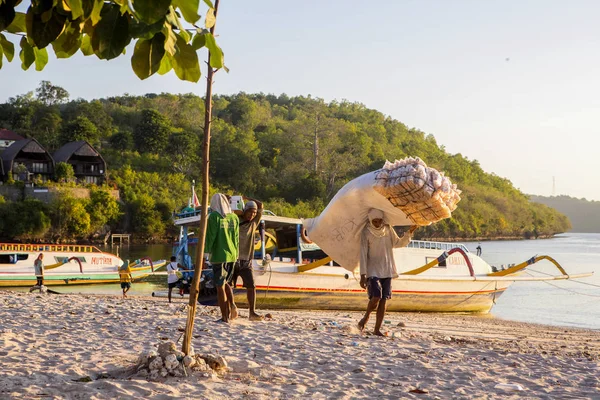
left=303, top=158, right=460, bottom=271
left=373, top=157, right=461, bottom=225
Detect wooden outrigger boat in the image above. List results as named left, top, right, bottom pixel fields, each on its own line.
left=0, top=242, right=165, bottom=287
left=171, top=210, right=593, bottom=313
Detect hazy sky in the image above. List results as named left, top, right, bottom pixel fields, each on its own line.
left=1, top=1, right=599, bottom=199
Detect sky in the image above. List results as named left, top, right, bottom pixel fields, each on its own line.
left=1, top=1, right=600, bottom=199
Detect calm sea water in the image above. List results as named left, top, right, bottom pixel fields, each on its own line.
left=8, top=234, right=600, bottom=330
left=464, top=233, right=600, bottom=330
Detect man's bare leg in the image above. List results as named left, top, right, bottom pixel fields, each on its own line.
left=225, top=283, right=238, bottom=320
left=216, top=285, right=229, bottom=322
left=358, top=297, right=380, bottom=331
left=168, top=287, right=173, bottom=303
left=373, top=299, right=388, bottom=336
left=248, top=288, right=263, bottom=320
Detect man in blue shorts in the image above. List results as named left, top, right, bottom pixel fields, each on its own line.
left=358, top=209, right=417, bottom=336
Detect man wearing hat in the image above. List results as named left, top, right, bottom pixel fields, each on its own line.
left=230, top=197, right=264, bottom=321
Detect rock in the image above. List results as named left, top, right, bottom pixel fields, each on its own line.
left=183, top=355, right=196, bottom=368
left=160, top=368, right=168, bottom=378
left=149, top=370, right=159, bottom=381
left=397, top=322, right=406, bottom=327
left=164, top=354, right=179, bottom=371
left=200, top=354, right=228, bottom=371
left=158, top=341, right=177, bottom=359
left=444, top=336, right=452, bottom=342
left=174, top=350, right=185, bottom=360
left=148, top=356, right=164, bottom=371
left=352, top=367, right=365, bottom=373
left=409, top=388, right=429, bottom=394
left=265, top=313, right=273, bottom=319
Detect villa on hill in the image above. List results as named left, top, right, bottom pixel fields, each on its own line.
left=53, top=141, right=107, bottom=185
left=1, top=138, right=55, bottom=182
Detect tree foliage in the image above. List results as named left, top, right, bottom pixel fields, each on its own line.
left=55, top=161, right=75, bottom=183
left=0, top=0, right=224, bottom=82
left=0, top=89, right=572, bottom=240
left=59, top=115, right=99, bottom=145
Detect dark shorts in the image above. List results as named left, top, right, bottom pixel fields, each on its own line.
left=212, top=262, right=235, bottom=286
left=168, top=281, right=180, bottom=289
left=230, top=259, right=255, bottom=289
left=121, top=282, right=131, bottom=290
left=367, top=277, right=392, bottom=300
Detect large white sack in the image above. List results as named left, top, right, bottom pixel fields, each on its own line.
left=303, top=171, right=413, bottom=272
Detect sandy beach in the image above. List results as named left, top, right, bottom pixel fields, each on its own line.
left=1, top=290, right=599, bottom=399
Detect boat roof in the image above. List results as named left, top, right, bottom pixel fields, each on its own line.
left=174, top=210, right=303, bottom=228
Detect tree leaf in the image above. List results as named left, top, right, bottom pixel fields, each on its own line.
left=80, top=0, right=95, bottom=19
left=172, top=0, right=199, bottom=24
left=52, top=22, right=81, bottom=58
left=0, top=34, right=15, bottom=62
left=162, top=22, right=177, bottom=56
left=0, top=1, right=16, bottom=31
left=130, top=18, right=165, bottom=40
left=131, top=33, right=166, bottom=80
left=0, top=45, right=3, bottom=68
left=191, top=32, right=205, bottom=50
left=66, top=0, right=84, bottom=20
left=202, top=0, right=214, bottom=9
left=91, top=4, right=131, bottom=60
left=204, top=32, right=223, bottom=69
left=90, top=0, right=103, bottom=25
left=166, top=7, right=190, bottom=43
left=205, top=8, right=215, bottom=29
left=80, top=34, right=93, bottom=55
left=26, top=6, right=67, bottom=48
left=6, top=12, right=26, bottom=33
left=33, top=46, right=48, bottom=71
left=157, top=52, right=172, bottom=75
left=131, top=0, right=170, bottom=24
left=19, top=36, right=35, bottom=70
left=171, top=34, right=200, bottom=82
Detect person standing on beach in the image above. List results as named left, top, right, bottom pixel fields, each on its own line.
left=358, top=210, right=416, bottom=336
left=230, top=198, right=264, bottom=321
left=205, top=193, right=239, bottom=322
left=32, top=253, right=44, bottom=291
left=166, top=256, right=184, bottom=303
left=119, top=262, right=133, bottom=298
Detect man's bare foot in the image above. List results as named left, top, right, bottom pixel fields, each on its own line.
left=373, top=330, right=386, bottom=337
left=249, top=313, right=263, bottom=321
left=358, top=318, right=367, bottom=332
left=230, top=306, right=239, bottom=320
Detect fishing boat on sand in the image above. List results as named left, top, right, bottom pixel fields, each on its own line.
left=0, top=243, right=165, bottom=287
left=159, top=210, right=592, bottom=313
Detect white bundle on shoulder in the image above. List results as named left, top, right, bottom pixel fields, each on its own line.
left=304, top=158, right=461, bottom=271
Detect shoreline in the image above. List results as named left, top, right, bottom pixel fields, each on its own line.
left=1, top=291, right=599, bottom=399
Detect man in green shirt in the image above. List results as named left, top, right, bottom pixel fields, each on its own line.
left=230, top=198, right=263, bottom=321
left=205, top=193, right=239, bottom=322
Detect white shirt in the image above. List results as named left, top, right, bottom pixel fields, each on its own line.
left=167, top=262, right=179, bottom=284
left=359, top=226, right=411, bottom=278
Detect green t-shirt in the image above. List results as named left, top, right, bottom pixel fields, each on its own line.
left=204, top=212, right=239, bottom=263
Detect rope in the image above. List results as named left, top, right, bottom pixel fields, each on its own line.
left=524, top=271, right=600, bottom=298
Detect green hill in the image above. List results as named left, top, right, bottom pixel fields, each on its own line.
left=530, top=195, right=600, bottom=233
left=0, top=82, right=571, bottom=240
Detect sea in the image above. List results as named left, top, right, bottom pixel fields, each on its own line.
left=8, top=233, right=600, bottom=330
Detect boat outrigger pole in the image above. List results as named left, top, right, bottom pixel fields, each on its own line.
left=487, top=255, right=567, bottom=276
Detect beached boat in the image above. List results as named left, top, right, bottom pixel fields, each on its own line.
left=171, top=210, right=592, bottom=313
left=0, top=243, right=165, bottom=287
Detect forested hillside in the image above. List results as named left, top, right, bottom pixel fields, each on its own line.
left=0, top=81, right=570, bottom=241
left=530, top=195, right=599, bottom=233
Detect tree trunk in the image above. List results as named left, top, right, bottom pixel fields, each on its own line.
left=313, top=114, right=320, bottom=173
left=182, top=0, right=220, bottom=356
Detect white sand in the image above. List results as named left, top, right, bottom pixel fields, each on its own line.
left=1, top=290, right=599, bottom=399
